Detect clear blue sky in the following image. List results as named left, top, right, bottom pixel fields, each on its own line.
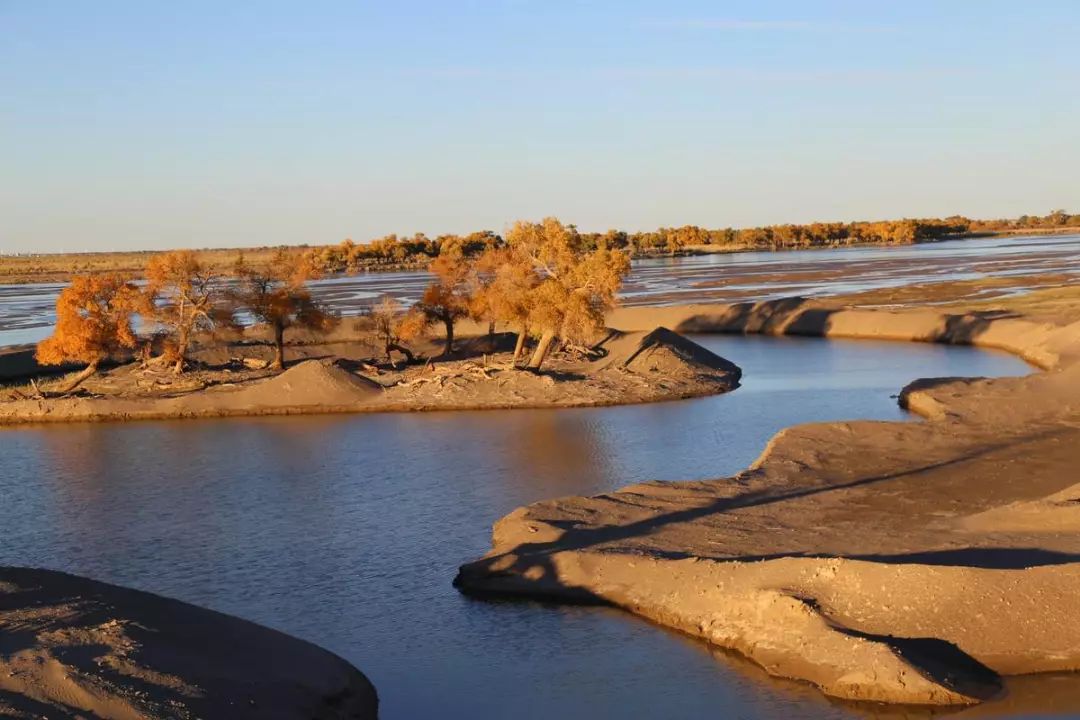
left=2, top=0, right=1077, bottom=253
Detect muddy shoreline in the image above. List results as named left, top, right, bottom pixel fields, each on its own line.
left=457, top=292, right=1080, bottom=706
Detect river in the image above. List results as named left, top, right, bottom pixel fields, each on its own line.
left=2, top=233, right=1078, bottom=347
left=0, top=334, right=1034, bottom=718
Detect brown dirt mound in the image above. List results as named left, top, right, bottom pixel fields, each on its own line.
left=597, top=326, right=742, bottom=381
left=231, top=360, right=383, bottom=407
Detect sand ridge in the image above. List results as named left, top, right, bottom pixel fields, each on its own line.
left=217, top=359, right=384, bottom=407
left=596, top=326, right=743, bottom=378
left=457, top=295, right=1080, bottom=706
left=0, top=567, right=377, bottom=719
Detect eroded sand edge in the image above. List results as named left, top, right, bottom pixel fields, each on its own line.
left=457, top=295, right=1080, bottom=706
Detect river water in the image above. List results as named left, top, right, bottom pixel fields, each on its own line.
left=3, top=233, right=1079, bottom=347
left=0, top=334, right=1036, bottom=718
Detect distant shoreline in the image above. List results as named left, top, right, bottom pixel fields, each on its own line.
left=2, top=226, right=1076, bottom=286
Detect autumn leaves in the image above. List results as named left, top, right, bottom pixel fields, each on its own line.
left=35, top=275, right=146, bottom=392
left=34, top=218, right=632, bottom=385
left=381, top=218, right=630, bottom=370
left=35, top=248, right=330, bottom=387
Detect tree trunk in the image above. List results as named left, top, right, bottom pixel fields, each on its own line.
left=512, top=325, right=528, bottom=366
left=388, top=342, right=415, bottom=364
left=442, top=317, right=454, bottom=356
left=487, top=320, right=495, bottom=339
left=271, top=323, right=285, bottom=370
left=527, top=330, right=557, bottom=371
left=173, top=326, right=190, bottom=374
left=55, top=358, right=101, bottom=394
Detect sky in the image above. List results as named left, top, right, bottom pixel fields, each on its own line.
left=2, top=0, right=1078, bottom=253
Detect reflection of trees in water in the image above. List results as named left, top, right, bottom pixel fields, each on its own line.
left=38, top=423, right=164, bottom=521
left=503, top=411, right=620, bottom=497
left=32, top=423, right=188, bottom=580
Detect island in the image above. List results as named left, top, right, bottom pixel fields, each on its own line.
left=0, top=324, right=740, bottom=425
left=0, top=219, right=741, bottom=425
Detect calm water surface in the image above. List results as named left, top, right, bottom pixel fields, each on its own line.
left=0, top=336, right=1042, bottom=719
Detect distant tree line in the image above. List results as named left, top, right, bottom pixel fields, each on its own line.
left=582, top=217, right=973, bottom=255
left=4, top=210, right=1076, bottom=285
left=311, top=231, right=502, bottom=272
left=306, top=216, right=979, bottom=272
left=969, top=209, right=1080, bottom=233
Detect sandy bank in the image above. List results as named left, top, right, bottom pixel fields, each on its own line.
left=457, top=294, right=1080, bottom=706
left=608, top=297, right=1080, bottom=368
left=0, top=327, right=740, bottom=426
left=0, top=567, right=376, bottom=719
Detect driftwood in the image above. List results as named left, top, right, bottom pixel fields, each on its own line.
left=397, top=375, right=444, bottom=389
left=134, top=368, right=207, bottom=393
left=7, top=381, right=43, bottom=401
left=394, top=362, right=497, bottom=389
left=562, top=342, right=605, bottom=360
left=230, top=357, right=270, bottom=370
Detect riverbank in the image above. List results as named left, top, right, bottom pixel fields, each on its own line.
left=456, top=288, right=1080, bottom=707
left=4, top=226, right=1075, bottom=286
left=640, top=225, right=1080, bottom=259
left=607, top=287, right=1080, bottom=369
left=0, top=567, right=376, bottom=719
left=0, top=327, right=740, bottom=426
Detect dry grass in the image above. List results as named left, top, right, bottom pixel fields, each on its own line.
left=0, top=246, right=308, bottom=284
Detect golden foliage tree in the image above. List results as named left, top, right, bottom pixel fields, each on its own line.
left=465, top=246, right=507, bottom=340
left=469, top=246, right=538, bottom=364
left=35, top=274, right=145, bottom=392
left=369, top=296, right=424, bottom=364
left=145, top=250, right=233, bottom=373
left=504, top=218, right=630, bottom=370
left=417, top=249, right=472, bottom=357
left=233, top=249, right=335, bottom=370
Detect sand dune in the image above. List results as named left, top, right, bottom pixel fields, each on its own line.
left=223, top=359, right=384, bottom=407
left=596, top=326, right=743, bottom=379
left=0, top=567, right=376, bottom=719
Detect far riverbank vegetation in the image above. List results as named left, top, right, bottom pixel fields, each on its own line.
left=2, top=210, right=1077, bottom=285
